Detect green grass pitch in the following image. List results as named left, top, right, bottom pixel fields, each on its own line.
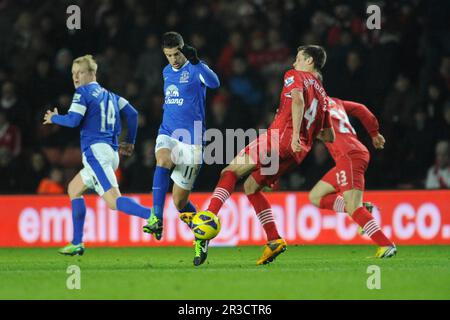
left=0, top=245, right=449, bottom=299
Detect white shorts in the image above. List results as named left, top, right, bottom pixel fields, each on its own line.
left=80, top=143, right=119, bottom=196
left=155, top=134, right=202, bottom=190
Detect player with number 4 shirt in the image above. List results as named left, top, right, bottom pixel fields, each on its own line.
left=181, top=45, right=335, bottom=266
left=309, top=97, right=397, bottom=258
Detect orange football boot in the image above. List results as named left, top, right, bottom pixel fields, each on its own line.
left=256, top=238, right=287, bottom=265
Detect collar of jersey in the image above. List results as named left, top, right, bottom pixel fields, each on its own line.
left=77, top=81, right=98, bottom=89
left=171, top=60, right=190, bottom=72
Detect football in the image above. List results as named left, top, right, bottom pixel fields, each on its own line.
left=191, top=211, right=221, bottom=240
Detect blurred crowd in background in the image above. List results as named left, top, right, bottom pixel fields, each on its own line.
left=0, top=0, right=449, bottom=194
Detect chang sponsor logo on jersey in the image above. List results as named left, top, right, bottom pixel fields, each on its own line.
left=165, top=84, right=184, bottom=106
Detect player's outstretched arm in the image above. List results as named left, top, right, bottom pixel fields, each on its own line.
left=372, top=133, right=386, bottom=150
left=342, top=100, right=379, bottom=138
left=196, top=62, right=220, bottom=89
left=119, top=103, right=138, bottom=156
left=43, top=107, right=83, bottom=128
left=342, top=100, right=385, bottom=149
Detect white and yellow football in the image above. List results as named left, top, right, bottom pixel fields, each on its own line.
left=191, top=211, right=221, bottom=240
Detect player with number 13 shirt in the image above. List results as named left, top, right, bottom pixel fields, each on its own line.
left=308, top=96, right=397, bottom=258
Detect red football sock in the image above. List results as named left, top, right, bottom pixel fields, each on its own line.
left=207, top=171, right=238, bottom=215
left=352, top=206, right=393, bottom=246
left=247, top=191, right=280, bottom=241
left=319, top=193, right=345, bottom=212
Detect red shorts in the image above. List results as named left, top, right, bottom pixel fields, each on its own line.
left=321, top=152, right=370, bottom=192
left=239, top=132, right=309, bottom=188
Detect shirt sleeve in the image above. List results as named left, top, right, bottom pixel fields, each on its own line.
left=342, top=100, right=379, bottom=137
left=118, top=96, right=138, bottom=144
left=51, top=112, right=83, bottom=128
left=284, top=70, right=304, bottom=95
left=117, top=96, right=130, bottom=111
left=196, top=62, right=220, bottom=89
left=51, top=88, right=87, bottom=127
left=68, top=87, right=88, bottom=116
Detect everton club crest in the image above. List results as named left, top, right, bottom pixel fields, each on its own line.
left=180, top=71, right=190, bottom=83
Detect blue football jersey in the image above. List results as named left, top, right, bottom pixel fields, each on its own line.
left=69, top=82, right=128, bottom=152
left=159, top=61, right=219, bottom=145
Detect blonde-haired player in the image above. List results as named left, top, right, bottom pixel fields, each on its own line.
left=43, top=54, right=154, bottom=255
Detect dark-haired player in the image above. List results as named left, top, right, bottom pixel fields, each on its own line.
left=182, top=45, right=335, bottom=266
left=143, top=32, right=220, bottom=246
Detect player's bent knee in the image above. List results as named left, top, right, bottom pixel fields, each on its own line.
left=104, top=195, right=118, bottom=210
left=243, top=180, right=252, bottom=194
left=156, top=151, right=174, bottom=169
left=67, top=183, right=75, bottom=197
left=103, top=188, right=121, bottom=210
left=343, top=190, right=363, bottom=215
left=243, top=177, right=259, bottom=195
left=173, top=196, right=188, bottom=211
left=345, top=202, right=357, bottom=215
left=308, top=192, right=321, bottom=207
left=156, top=158, right=173, bottom=169
left=68, top=181, right=82, bottom=198
left=106, top=201, right=117, bottom=210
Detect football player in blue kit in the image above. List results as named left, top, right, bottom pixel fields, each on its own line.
left=43, top=55, right=154, bottom=256
left=142, top=32, right=220, bottom=265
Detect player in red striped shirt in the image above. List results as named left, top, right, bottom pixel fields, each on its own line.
left=182, top=45, right=335, bottom=266
left=309, top=97, right=397, bottom=258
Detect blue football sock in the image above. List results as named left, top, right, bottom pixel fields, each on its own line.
left=152, top=166, right=171, bottom=220
left=179, top=201, right=196, bottom=213
left=116, top=197, right=151, bottom=219
left=72, top=198, right=86, bottom=245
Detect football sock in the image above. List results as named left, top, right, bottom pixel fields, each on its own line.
left=352, top=206, right=393, bottom=246
left=207, top=171, right=238, bottom=215
left=179, top=201, right=196, bottom=213
left=152, top=166, right=171, bottom=220
left=319, top=193, right=345, bottom=212
left=116, top=196, right=151, bottom=219
left=71, top=198, right=86, bottom=245
left=247, top=191, right=280, bottom=241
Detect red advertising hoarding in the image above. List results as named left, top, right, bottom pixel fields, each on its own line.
left=0, top=191, right=449, bottom=247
